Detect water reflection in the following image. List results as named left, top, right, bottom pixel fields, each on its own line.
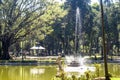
left=0, top=64, right=119, bottom=80
left=30, top=68, right=45, bottom=74
left=0, top=66, right=57, bottom=80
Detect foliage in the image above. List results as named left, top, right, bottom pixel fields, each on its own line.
left=0, top=0, right=119, bottom=58
left=51, top=66, right=119, bottom=80
left=62, top=0, right=92, bottom=54
left=51, top=70, right=96, bottom=80
left=90, top=1, right=120, bottom=57
left=94, top=64, right=101, bottom=77
left=0, top=0, right=48, bottom=59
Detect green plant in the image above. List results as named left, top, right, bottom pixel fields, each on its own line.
left=94, top=64, right=101, bottom=77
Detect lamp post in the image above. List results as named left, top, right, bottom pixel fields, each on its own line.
left=61, top=23, right=66, bottom=56
left=20, top=42, right=23, bottom=61
left=100, top=0, right=110, bottom=80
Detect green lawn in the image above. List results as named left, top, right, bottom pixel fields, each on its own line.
left=111, top=78, right=120, bottom=80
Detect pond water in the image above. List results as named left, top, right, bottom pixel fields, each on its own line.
left=0, top=65, right=57, bottom=80
left=0, top=63, right=120, bottom=80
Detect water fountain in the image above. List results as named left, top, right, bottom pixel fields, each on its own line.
left=64, top=55, right=95, bottom=74
left=63, top=7, right=95, bottom=75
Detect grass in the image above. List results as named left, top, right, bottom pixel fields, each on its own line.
left=111, top=78, right=120, bottom=80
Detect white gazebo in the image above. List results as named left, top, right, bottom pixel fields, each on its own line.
left=30, top=46, right=45, bottom=56
left=30, top=46, right=45, bottom=50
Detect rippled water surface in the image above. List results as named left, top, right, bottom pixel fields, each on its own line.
left=0, top=65, right=57, bottom=80
left=0, top=63, right=120, bottom=80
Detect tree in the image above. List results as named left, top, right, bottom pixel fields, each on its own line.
left=100, top=0, right=110, bottom=79
left=41, top=1, right=68, bottom=55
left=101, top=0, right=120, bottom=56
left=91, top=3, right=102, bottom=57
left=13, top=1, right=68, bottom=56
left=64, top=0, right=92, bottom=54
left=91, top=1, right=120, bottom=57
left=0, top=0, right=47, bottom=60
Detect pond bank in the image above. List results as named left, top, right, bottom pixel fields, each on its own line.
left=0, top=60, right=58, bottom=65
left=0, top=56, right=120, bottom=65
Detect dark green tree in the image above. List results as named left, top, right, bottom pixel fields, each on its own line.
left=64, top=0, right=92, bottom=54
left=22, top=1, right=68, bottom=56
left=0, top=0, right=47, bottom=60
left=42, top=2, right=67, bottom=55
left=103, top=0, right=119, bottom=56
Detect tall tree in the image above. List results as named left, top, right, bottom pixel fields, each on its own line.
left=100, top=0, right=110, bottom=79
left=11, top=0, right=68, bottom=56
left=42, top=1, right=67, bottom=55
left=103, top=0, right=120, bottom=55
left=64, top=0, right=92, bottom=54
left=91, top=3, right=103, bottom=57
left=91, top=1, right=120, bottom=57
left=0, top=0, right=47, bottom=60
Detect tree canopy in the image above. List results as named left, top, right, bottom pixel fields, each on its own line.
left=0, top=0, right=119, bottom=59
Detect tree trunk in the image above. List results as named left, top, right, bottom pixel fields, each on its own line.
left=0, top=41, right=2, bottom=58
left=0, top=41, right=10, bottom=60
left=101, top=47, right=104, bottom=60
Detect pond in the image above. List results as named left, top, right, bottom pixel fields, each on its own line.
left=0, top=63, right=120, bottom=80
left=0, top=65, right=57, bottom=80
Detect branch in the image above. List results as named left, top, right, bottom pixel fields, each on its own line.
left=10, top=28, right=31, bottom=45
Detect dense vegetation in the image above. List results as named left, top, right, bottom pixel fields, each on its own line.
left=0, top=0, right=119, bottom=60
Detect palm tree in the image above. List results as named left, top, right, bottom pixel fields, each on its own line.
left=100, top=0, right=110, bottom=80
